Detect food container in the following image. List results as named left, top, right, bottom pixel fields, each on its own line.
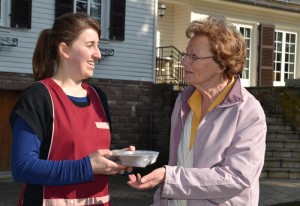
left=108, top=150, right=159, bottom=167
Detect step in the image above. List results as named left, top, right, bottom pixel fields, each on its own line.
left=267, top=131, right=300, bottom=140
left=266, top=148, right=300, bottom=158
left=266, top=139, right=300, bottom=149
left=267, top=123, right=294, bottom=131
left=266, top=115, right=285, bottom=124
left=264, top=158, right=300, bottom=168
left=261, top=168, right=300, bottom=179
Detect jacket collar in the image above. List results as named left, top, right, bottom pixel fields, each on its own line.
left=179, top=76, right=243, bottom=114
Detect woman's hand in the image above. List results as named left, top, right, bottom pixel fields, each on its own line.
left=89, top=149, right=127, bottom=175
left=127, top=167, right=166, bottom=190
left=89, top=146, right=136, bottom=175
left=119, top=145, right=136, bottom=174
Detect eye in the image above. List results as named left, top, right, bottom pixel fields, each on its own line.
left=191, top=54, right=198, bottom=61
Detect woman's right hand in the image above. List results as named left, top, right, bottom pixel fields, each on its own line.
left=89, top=149, right=127, bottom=175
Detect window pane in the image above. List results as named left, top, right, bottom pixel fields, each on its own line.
left=285, top=44, right=289, bottom=52
left=276, top=63, right=281, bottom=71
left=276, top=54, right=281, bottom=61
left=276, top=72, right=281, bottom=81
left=277, top=43, right=282, bottom=52
left=286, top=33, right=290, bottom=42
left=290, top=54, right=294, bottom=62
left=240, top=28, right=244, bottom=35
left=291, top=34, right=296, bottom=42
left=90, top=0, right=101, bottom=22
left=285, top=63, right=288, bottom=72
left=76, top=0, right=88, bottom=13
left=290, top=44, right=295, bottom=53
left=0, top=0, right=2, bottom=21
left=245, top=28, right=250, bottom=37
left=277, top=32, right=282, bottom=41
left=290, top=64, right=294, bottom=73
left=285, top=53, right=289, bottom=61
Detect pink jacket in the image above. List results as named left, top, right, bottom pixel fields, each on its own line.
left=152, top=78, right=267, bottom=206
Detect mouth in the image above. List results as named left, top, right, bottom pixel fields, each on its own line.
left=87, top=61, right=95, bottom=68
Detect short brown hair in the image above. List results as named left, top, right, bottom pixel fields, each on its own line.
left=186, top=16, right=246, bottom=78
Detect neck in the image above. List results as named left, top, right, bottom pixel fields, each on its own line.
left=51, top=75, right=86, bottom=97
left=198, top=77, right=229, bottom=104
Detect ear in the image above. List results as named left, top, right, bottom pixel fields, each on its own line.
left=58, top=42, right=69, bottom=60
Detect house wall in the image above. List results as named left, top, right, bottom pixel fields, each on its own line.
left=0, top=0, right=157, bottom=82
left=0, top=0, right=175, bottom=171
left=158, top=0, right=300, bottom=86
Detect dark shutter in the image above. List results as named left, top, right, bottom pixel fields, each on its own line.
left=109, top=0, right=126, bottom=41
left=55, top=0, right=74, bottom=18
left=258, top=24, right=275, bottom=86
left=11, top=0, right=32, bottom=29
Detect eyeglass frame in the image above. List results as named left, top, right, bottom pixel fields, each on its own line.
left=181, top=53, right=215, bottom=63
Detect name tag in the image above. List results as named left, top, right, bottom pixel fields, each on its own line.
left=95, top=122, right=110, bottom=129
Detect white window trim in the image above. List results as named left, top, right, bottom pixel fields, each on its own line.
left=0, top=0, right=11, bottom=28
left=233, top=23, right=253, bottom=87
left=274, top=30, right=297, bottom=86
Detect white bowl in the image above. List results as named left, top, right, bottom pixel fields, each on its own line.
left=108, top=150, right=159, bottom=167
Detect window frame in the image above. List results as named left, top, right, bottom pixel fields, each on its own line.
left=233, top=23, right=253, bottom=87
left=274, top=30, right=297, bottom=86
left=73, top=0, right=110, bottom=39
left=56, top=0, right=125, bottom=41
left=0, top=0, right=11, bottom=27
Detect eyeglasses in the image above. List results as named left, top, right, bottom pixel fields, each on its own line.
left=182, top=53, right=214, bottom=63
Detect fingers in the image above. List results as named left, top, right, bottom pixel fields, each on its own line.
left=127, top=173, right=155, bottom=190
left=121, top=145, right=136, bottom=151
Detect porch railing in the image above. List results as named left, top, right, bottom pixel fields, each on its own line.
left=156, top=46, right=187, bottom=90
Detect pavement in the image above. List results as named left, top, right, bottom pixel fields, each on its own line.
left=1, top=174, right=300, bottom=206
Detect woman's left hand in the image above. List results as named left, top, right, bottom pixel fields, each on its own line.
left=127, top=167, right=166, bottom=190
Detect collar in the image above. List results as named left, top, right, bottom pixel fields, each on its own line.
left=181, top=76, right=243, bottom=115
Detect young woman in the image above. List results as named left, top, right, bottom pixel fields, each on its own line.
left=10, top=13, right=133, bottom=206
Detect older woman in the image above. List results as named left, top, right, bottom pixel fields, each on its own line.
left=128, top=16, right=267, bottom=206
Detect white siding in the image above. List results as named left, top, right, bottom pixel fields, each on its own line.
left=0, top=0, right=54, bottom=75
left=158, top=0, right=300, bottom=86
left=0, top=0, right=156, bottom=82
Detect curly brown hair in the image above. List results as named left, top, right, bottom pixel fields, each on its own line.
left=186, top=16, right=246, bottom=79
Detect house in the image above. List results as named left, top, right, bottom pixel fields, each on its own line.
left=0, top=0, right=299, bottom=175
left=156, top=0, right=300, bottom=88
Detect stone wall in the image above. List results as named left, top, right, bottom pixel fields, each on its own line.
left=247, top=86, right=300, bottom=131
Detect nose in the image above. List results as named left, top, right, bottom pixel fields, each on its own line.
left=181, top=56, right=189, bottom=66
left=94, top=46, right=102, bottom=60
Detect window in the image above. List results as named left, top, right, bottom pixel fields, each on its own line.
left=235, top=24, right=252, bottom=86
left=0, top=0, right=2, bottom=25
left=0, top=0, right=11, bottom=27
left=55, top=0, right=125, bottom=41
left=74, top=0, right=109, bottom=39
left=274, top=30, right=297, bottom=86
